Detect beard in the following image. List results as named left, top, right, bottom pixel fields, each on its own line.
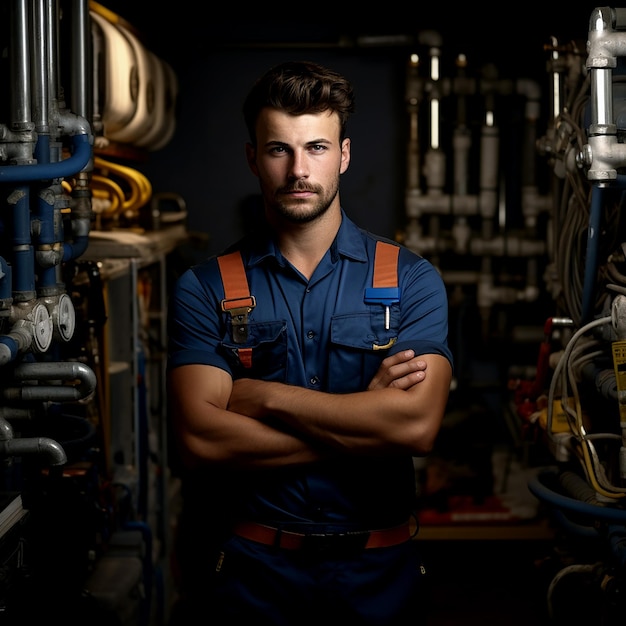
left=265, top=175, right=340, bottom=224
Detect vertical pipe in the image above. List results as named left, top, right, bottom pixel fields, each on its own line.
left=9, top=0, right=33, bottom=133
left=0, top=257, right=13, bottom=308
left=429, top=46, right=440, bottom=150
left=70, top=0, right=92, bottom=122
left=406, top=53, right=421, bottom=193
left=9, top=186, right=35, bottom=300
left=550, top=36, right=561, bottom=122
left=591, top=67, right=614, bottom=129
left=46, top=0, right=61, bottom=105
left=31, top=0, right=49, bottom=135
left=453, top=54, right=470, bottom=197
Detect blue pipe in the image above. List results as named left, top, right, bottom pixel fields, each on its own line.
left=10, top=185, right=35, bottom=297
left=62, top=231, right=89, bottom=262
left=0, top=133, right=91, bottom=182
left=528, top=469, right=626, bottom=524
left=0, top=336, right=19, bottom=362
left=35, top=185, right=58, bottom=245
left=580, top=184, right=603, bottom=324
left=0, top=256, right=11, bottom=301
left=529, top=470, right=626, bottom=569
left=34, top=185, right=59, bottom=290
left=550, top=507, right=601, bottom=539
left=34, top=133, right=50, bottom=165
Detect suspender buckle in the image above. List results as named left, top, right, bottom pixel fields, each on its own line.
left=221, top=296, right=256, bottom=344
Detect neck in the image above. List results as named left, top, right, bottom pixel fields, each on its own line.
left=274, top=208, right=342, bottom=280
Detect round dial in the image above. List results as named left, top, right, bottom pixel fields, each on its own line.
left=32, top=302, right=53, bottom=353
left=55, top=293, right=76, bottom=342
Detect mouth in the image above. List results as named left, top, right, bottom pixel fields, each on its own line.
left=279, top=183, right=318, bottom=195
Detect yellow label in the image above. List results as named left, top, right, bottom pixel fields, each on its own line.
left=538, top=402, right=571, bottom=433
left=612, top=341, right=626, bottom=421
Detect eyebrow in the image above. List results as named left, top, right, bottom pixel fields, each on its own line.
left=264, top=138, right=333, bottom=148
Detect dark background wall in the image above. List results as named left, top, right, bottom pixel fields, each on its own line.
left=97, top=3, right=602, bottom=260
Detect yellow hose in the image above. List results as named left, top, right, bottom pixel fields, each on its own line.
left=93, top=155, right=152, bottom=222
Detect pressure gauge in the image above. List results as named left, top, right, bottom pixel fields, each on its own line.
left=31, top=302, right=53, bottom=353
left=55, top=293, right=76, bottom=342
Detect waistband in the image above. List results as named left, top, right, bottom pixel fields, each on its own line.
left=232, top=521, right=412, bottom=551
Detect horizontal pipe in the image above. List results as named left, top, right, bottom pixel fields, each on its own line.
left=0, top=133, right=91, bottom=182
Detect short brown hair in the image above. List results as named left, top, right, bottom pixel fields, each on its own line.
left=242, top=61, right=356, bottom=145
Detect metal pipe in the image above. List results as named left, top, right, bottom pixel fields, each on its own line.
left=9, top=0, right=32, bottom=131
left=0, top=434, right=66, bottom=465
left=3, top=360, right=97, bottom=402
left=70, top=0, right=92, bottom=122
left=0, top=132, right=91, bottom=181
left=32, top=0, right=50, bottom=138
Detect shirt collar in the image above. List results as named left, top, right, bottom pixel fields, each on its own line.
left=245, top=209, right=368, bottom=269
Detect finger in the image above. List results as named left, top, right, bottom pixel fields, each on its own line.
left=389, top=369, right=426, bottom=390
left=383, top=349, right=415, bottom=367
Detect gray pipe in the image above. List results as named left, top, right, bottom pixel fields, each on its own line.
left=0, top=435, right=66, bottom=466
left=10, top=0, right=32, bottom=130
left=32, top=0, right=50, bottom=134
left=3, top=361, right=97, bottom=402
left=70, top=0, right=92, bottom=122
left=0, top=416, right=67, bottom=466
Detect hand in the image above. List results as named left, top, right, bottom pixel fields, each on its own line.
left=367, top=349, right=427, bottom=391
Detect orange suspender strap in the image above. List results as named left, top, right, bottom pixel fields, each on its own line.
left=217, top=251, right=256, bottom=367
left=372, top=240, right=400, bottom=288
left=217, top=251, right=254, bottom=307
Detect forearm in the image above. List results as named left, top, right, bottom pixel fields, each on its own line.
left=176, top=408, right=325, bottom=470
left=229, top=354, right=452, bottom=456
left=257, top=385, right=429, bottom=453
left=168, top=364, right=326, bottom=470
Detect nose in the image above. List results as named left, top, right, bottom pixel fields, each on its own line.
left=288, top=150, right=309, bottom=179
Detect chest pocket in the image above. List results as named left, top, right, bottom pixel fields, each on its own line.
left=217, top=251, right=287, bottom=379
left=221, top=319, right=287, bottom=380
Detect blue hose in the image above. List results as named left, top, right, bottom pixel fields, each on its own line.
left=528, top=468, right=626, bottom=524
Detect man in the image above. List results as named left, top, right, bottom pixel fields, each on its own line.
left=167, top=60, right=453, bottom=625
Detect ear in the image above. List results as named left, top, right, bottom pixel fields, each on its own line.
left=245, top=142, right=259, bottom=176
left=340, top=137, right=351, bottom=174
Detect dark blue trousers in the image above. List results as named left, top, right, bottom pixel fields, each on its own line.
left=180, top=534, right=429, bottom=625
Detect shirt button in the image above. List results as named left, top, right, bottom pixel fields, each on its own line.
left=307, top=330, right=315, bottom=339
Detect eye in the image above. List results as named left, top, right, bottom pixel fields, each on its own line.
left=269, top=145, right=287, bottom=154
left=309, top=144, right=327, bottom=152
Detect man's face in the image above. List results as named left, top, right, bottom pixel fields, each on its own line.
left=246, top=108, right=351, bottom=224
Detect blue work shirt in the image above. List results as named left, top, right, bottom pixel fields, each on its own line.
left=167, top=210, right=453, bottom=531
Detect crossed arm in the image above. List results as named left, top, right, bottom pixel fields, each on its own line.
left=168, top=349, right=452, bottom=470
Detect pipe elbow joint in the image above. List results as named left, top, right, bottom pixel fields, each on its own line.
left=59, top=110, right=92, bottom=139
left=0, top=436, right=67, bottom=466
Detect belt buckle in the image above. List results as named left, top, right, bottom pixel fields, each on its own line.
left=300, top=530, right=370, bottom=553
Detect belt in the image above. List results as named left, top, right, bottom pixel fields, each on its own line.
left=232, top=521, right=412, bottom=551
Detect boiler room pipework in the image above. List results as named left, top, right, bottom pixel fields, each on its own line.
left=577, top=8, right=626, bottom=327
left=401, top=36, right=548, bottom=339
left=0, top=0, right=93, bottom=366
left=0, top=0, right=96, bottom=467
left=583, top=6, right=626, bottom=183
